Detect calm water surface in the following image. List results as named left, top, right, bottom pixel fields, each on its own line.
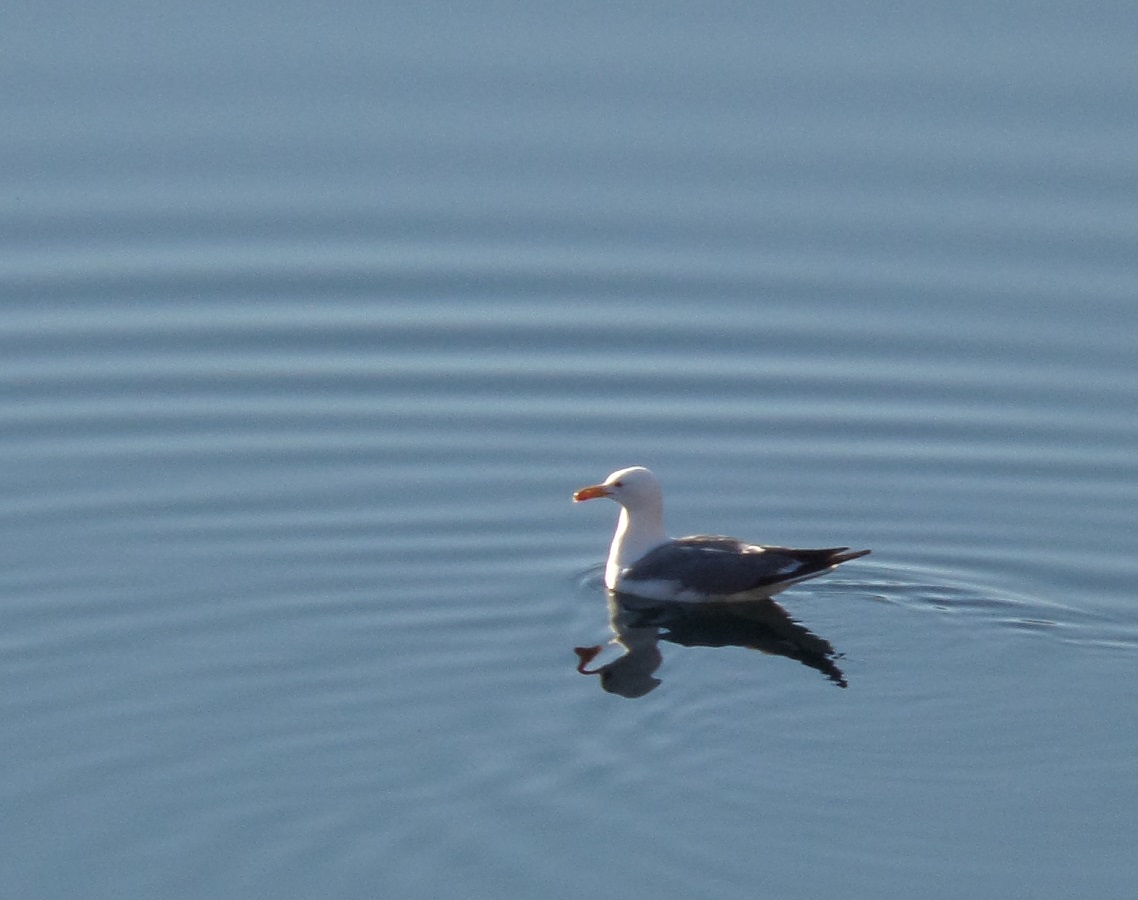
left=2, top=2, right=1137, bottom=898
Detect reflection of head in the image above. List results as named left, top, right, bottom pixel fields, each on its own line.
left=574, top=643, right=663, bottom=698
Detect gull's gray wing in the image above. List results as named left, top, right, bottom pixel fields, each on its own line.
left=623, top=536, right=869, bottom=597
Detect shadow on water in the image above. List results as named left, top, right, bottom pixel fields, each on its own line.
left=573, top=591, right=847, bottom=697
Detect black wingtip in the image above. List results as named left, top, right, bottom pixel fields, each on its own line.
left=831, top=548, right=871, bottom=565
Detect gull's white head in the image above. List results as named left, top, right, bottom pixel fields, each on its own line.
left=573, top=466, right=662, bottom=510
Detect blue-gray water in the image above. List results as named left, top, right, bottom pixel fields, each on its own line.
left=3, top=2, right=1137, bottom=898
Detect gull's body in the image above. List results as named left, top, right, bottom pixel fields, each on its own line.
left=573, top=466, right=869, bottom=602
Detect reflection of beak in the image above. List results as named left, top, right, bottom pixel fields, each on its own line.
left=573, top=645, right=604, bottom=673
left=573, top=484, right=610, bottom=502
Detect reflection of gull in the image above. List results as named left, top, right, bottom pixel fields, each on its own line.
left=573, top=467, right=870, bottom=601
left=575, top=592, right=848, bottom=697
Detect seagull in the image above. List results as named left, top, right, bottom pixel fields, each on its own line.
left=573, top=466, right=870, bottom=602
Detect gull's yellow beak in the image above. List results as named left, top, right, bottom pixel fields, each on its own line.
left=572, top=483, right=610, bottom=502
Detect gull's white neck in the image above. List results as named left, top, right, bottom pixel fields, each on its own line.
left=605, top=501, right=669, bottom=590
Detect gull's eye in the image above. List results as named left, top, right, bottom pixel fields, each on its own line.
left=613, top=481, right=623, bottom=487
